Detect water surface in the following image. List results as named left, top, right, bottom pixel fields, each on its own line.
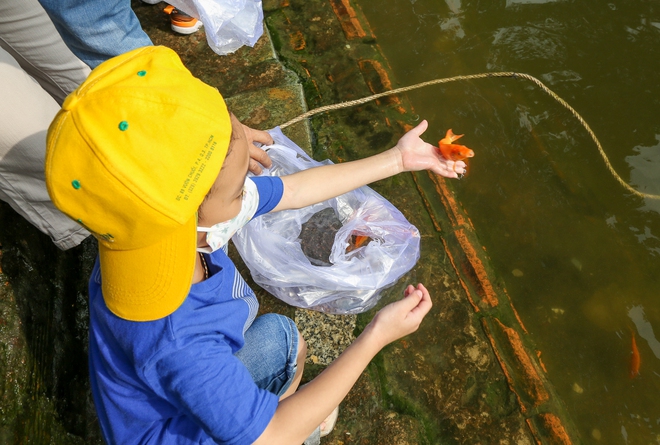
left=358, top=0, right=660, bottom=442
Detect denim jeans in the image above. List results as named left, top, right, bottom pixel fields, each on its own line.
left=235, top=313, right=300, bottom=396
left=38, top=0, right=152, bottom=69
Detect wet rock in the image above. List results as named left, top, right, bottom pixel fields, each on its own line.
left=299, top=207, right=342, bottom=266
left=295, top=308, right=355, bottom=365
left=0, top=202, right=101, bottom=443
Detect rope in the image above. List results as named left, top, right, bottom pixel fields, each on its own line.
left=280, top=71, right=658, bottom=200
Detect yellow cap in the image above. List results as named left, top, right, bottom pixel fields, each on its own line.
left=45, top=46, right=231, bottom=321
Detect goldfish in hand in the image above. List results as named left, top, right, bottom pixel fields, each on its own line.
left=438, top=129, right=475, bottom=163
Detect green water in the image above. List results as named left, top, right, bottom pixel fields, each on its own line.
left=358, top=0, right=660, bottom=443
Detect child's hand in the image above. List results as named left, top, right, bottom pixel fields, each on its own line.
left=394, top=120, right=466, bottom=178
left=366, top=283, right=432, bottom=349
left=241, top=124, right=274, bottom=175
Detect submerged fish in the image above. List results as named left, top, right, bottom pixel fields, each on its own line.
left=438, top=129, right=475, bottom=162
left=629, top=327, right=641, bottom=379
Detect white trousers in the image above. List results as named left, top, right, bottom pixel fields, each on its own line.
left=0, top=0, right=91, bottom=249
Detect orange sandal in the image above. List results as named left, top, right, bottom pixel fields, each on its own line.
left=164, top=5, right=202, bottom=35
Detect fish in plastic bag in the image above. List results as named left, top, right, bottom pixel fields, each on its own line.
left=231, top=127, right=420, bottom=314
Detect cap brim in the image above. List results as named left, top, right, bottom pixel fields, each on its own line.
left=98, top=215, right=197, bottom=321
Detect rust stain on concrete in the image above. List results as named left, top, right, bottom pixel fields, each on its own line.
left=358, top=60, right=394, bottom=94
left=539, top=413, right=573, bottom=444
left=328, top=0, right=367, bottom=39
left=455, top=228, right=499, bottom=307
left=492, top=318, right=550, bottom=409
left=525, top=418, right=544, bottom=445
left=481, top=318, right=528, bottom=414
left=536, top=351, right=548, bottom=373
left=268, top=88, right=295, bottom=100
left=289, top=30, right=306, bottom=51
left=537, top=412, right=573, bottom=445
left=410, top=172, right=443, bottom=233
left=440, top=237, right=480, bottom=313
left=398, top=121, right=413, bottom=132
left=504, top=288, right=529, bottom=333
left=429, top=173, right=467, bottom=228
left=357, top=59, right=405, bottom=113
left=428, top=174, right=498, bottom=307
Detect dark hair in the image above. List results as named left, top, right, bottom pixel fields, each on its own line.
left=197, top=115, right=239, bottom=220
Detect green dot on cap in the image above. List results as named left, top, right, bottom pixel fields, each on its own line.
left=72, top=179, right=81, bottom=189
left=137, top=70, right=147, bottom=77
left=118, top=121, right=129, bottom=131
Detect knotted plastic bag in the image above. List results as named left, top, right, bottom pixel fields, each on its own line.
left=232, top=128, right=420, bottom=314
left=167, top=0, right=263, bottom=55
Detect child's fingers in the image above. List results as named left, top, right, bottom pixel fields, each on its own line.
left=390, top=288, right=424, bottom=316
left=372, top=285, right=432, bottom=343
left=248, top=144, right=273, bottom=170
left=432, top=160, right=459, bottom=178
left=243, top=124, right=274, bottom=146
left=399, top=284, right=432, bottom=322
left=409, top=287, right=432, bottom=319
left=248, top=158, right=263, bottom=175
left=406, top=119, right=428, bottom=138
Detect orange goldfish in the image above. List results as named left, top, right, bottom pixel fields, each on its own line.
left=438, top=129, right=475, bottom=162
left=629, top=327, right=641, bottom=379
left=354, top=235, right=369, bottom=248
left=346, top=233, right=371, bottom=253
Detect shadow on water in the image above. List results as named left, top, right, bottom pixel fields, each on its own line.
left=359, top=0, right=660, bottom=442
left=0, top=202, right=102, bottom=444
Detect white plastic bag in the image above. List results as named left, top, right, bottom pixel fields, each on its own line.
left=168, top=0, right=263, bottom=55
left=232, top=128, right=420, bottom=314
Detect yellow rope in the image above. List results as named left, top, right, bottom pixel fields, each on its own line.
left=280, top=71, right=658, bottom=200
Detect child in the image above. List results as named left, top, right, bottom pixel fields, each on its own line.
left=45, top=46, right=465, bottom=445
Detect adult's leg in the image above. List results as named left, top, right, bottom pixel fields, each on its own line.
left=0, top=0, right=90, bottom=104
left=0, top=0, right=91, bottom=249
left=38, top=0, right=153, bottom=69
left=0, top=48, right=90, bottom=249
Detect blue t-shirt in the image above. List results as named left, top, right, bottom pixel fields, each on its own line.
left=88, top=176, right=284, bottom=445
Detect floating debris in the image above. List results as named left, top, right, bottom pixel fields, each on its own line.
left=591, top=428, right=602, bottom=440
left=512, top=269, right=524, bottom=277
left=551, top=308, right=565, bottom=315
left=572, top=382, right=584, bottom=394
left=571, top=258, right=583, bottom=271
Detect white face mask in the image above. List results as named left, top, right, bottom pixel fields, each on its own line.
left=197, top=177, right=259, bottom=253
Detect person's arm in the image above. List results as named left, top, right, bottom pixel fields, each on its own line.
left=253, top=283, right=432, bottom=445
left=273, top=120, right=465, bottom=212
